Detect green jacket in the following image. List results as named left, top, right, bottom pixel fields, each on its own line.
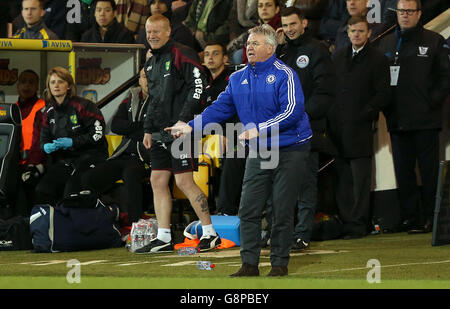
left=184, top=0, right=232, bottom=45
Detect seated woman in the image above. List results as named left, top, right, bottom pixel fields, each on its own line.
left=34, top=66, right=108, bottom=205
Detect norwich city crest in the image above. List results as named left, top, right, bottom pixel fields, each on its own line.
left=70, top=114, right=78, bottom=125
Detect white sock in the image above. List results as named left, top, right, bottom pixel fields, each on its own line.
left=157, top=228, right=171, bottom=243
left=202, top=224, right=217, bottom=237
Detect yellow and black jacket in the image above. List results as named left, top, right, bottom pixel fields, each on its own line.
left=13, top=19, right=59, bottom=40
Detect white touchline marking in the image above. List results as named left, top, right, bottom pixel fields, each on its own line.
left=116, top=261, right=160, bottom=267
left=291, top=259, right=450, bottom=275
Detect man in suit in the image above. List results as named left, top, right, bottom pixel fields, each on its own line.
left=328, top=16, right=390, bottom=239
left=377, top=0, right=450, bottom=233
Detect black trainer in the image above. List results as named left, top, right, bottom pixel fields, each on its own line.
left=196, top=234, right=221, bottom=252
left=291, top=238, right=310, bottom=252
left=134, top=238, right=173, bottom=254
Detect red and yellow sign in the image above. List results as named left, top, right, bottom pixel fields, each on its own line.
left=76, top=58, right=111, bottom=85
left=0, top=59, right=18, bottom=86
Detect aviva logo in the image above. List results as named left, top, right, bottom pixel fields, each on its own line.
left=0, top=41, right=13, bottom=48
left=42, top=40, right=72, bottom=49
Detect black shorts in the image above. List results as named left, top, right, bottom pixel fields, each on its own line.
left=150, top=139, right=198, bottom=174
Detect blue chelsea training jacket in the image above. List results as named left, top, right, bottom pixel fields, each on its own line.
left=188, top=54, right=312, bottom=149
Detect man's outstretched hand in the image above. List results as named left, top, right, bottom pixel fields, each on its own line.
left=238, top=127, right=259, bottom=140
left=164, top=121, right=192, bottom=138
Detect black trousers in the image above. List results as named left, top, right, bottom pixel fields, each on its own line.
left=390, top=129, right=440, bottom=225
left=333, top=156, right=372, bottom=235
left=34, top=155, right=104, bottom=205
left=80, top=156, right=151, bottom=223
left=239, top=149, right=309, bottom=267
left=216, top=156, right=246, bottom=215
left=294, top=151, right=319, bottom=242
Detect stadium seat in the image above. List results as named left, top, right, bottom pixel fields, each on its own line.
left=201, top=134, right=222, bottom=169
left=105, top=134, right=123, bottom=157
left=172, top=134, right=222, bottom=200
left=172, top=153, right=214, bottom=199
left=0, top=103, right=22, bottom=211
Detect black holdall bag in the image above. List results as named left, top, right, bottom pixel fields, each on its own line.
left=0, top=216, right=33, bottom=251
left=30, top=191, right=122, bottom=253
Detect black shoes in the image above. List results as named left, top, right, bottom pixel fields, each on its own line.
left=197, top=234, right=222, bottom=252
left=267, top=266, right=288, bottom=277
left=230, top=264, right=260, bottom=277
left=229, top=264, right=289, bottom=277
left=291, top=238, right=309, bottom=252
left=134, top=234, right=222, bottom=254
left=134, top=238, right=174, bottom=254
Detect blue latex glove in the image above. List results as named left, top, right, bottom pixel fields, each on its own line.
left=53, top=137, right=73, bottom=150
left=43, top=143, right=57, bottom=154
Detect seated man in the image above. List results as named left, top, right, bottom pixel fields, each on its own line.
left=15, top=69, right=47, bottom=216
left=81, top=0, right=135, bottom=43
left=183, top=0, right=233, bottom=49
left=81, top=68, right=151, bottom=224
left=12, top=0, right=59, bottom=39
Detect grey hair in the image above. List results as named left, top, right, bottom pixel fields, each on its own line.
left=248, top=24, right=278, bottom=50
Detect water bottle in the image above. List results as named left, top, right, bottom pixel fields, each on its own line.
left=196, top=261, right=215, bottom=270
left=177, top=247, right=198, bottom=256
left=144, top=219, right=157, bottom=245
left=134, top=223, right=146, bottom=251
left=130, top=223, right=137, bottom=252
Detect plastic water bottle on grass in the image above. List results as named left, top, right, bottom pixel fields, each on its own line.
left=196, top=261, right=215, bottom=270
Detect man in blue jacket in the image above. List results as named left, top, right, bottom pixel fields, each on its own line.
left=166, top=24, right=312, bottom=277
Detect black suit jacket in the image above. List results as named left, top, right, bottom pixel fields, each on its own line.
left=328, top=43, right=390, bottom=158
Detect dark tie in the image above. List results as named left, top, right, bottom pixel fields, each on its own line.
left=352, top=51, right=358, bottom=58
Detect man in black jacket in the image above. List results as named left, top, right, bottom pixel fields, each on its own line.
left=378, top=0, right=450, bottom=233
left=138, top=14, right=221, bottom=254
left=13, top=0, right=59, bottom=40
left=328, top=16, right=390, bottom=239
left=80, top=0, right=135, bottom=43
left=276, top=6, right=336, bottom=250
left=81, top=68, right=151, bottom=224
